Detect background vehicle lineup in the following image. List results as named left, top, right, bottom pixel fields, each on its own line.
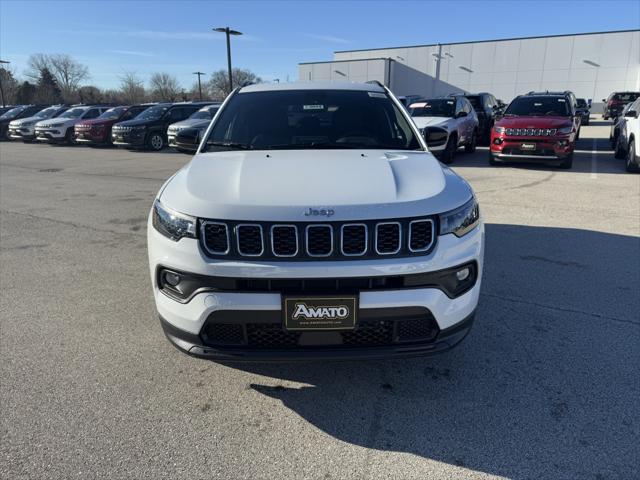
left=34, top=105, right=110, bottom=144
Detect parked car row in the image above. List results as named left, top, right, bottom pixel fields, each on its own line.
left=0, top=101, right=222, bottom=152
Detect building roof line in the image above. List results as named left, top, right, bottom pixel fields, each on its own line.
left=299, top=57, right=393, bottom=66
left=333, top=29, right=640, bottom=54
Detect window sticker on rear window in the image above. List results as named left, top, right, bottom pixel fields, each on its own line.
left=367, top=92, right=386, bottom=98
left=447, top=101, right=454, bottom=104
left=534, top=102, right=542, bottom=106
left=557, top=99, right=565, bottom=102
left=303, top=104, right=324, bottom=110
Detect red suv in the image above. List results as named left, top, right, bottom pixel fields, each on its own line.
left=489, top=93, right=578, bottom=169
left=74, top=105, right=150, bottom=145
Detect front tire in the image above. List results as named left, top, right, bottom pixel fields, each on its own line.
left=488, top=150, right=500, bottom=166
left=558, top=152, right=573, bottom=169
left=626, top=139, right=639, bottom=173
left=614, top=137, right=626, bottom=159
left=465, top=130, right=477, bottom=153
left=65, top=128, right=76, bottom=145
left=146, top=132, right=165, bottom=151
left=440, top=134, right=456, bottom=164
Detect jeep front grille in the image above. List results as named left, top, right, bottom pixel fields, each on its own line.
left=200, top=217, right=436, bottom=261
left=505, top=128, right=557, bottom=136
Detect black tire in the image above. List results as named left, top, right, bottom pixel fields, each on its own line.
left=465, top=130, right=477, bottom=153
left=626, top=139, right=639, bottom=173
left=146, top=132, right=165, bottom=151
left=440, top=134, right=456, bottom=164
left=558, top=152, right=573, bottom=169
left=614, top=137, right=626, bottom=159
left=65, top=128, right=76, bottom=145
left=583, top=117, right=590, bottom=126
left=488, top=150, right=500, bottom=166
left=575, top=128, right=580, bottom=141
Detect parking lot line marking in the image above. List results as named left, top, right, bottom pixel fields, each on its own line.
left=590, top=138, right=598, bottom=179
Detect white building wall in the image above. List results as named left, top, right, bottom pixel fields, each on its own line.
left=300, top=31, right=640, bottom=107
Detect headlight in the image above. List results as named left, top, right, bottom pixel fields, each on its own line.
left=439, top=197, right=480, bottom=237
left=494, top=126, right=505, bottom=134
left=152, top=200, right=197, bottom=241
left=558, top=126, right=572, bottom=134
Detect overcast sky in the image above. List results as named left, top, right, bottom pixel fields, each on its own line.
left=1, top=0, right=638, bottom=90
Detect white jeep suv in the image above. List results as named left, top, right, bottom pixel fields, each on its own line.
left=147, top=82, right=484, bottom=360
left=8, top=105, right=69, bottom=141
left=614, top=98, right=640, bottom=173
left=35, top=105, right=108, bottom=144
left=409, top=96, right=479, bottom=163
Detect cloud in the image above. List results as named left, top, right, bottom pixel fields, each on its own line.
left=305, top=34, right=350, bottom=44
left=107, top=49, right=157, bottom=57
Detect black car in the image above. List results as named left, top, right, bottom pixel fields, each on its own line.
left=0, top=105, right=49, bottom=140
left=576, top=98, right=590, bottom=126
left=111, top=102, right=213, bottom=151
left=173, top=125, right=206, bottom=154
left=464, top=92, right=503, bottom=144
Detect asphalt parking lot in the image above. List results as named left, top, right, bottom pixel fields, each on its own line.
left=1, top=120, right=638, bottom=479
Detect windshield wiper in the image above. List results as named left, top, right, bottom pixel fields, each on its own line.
left=205, top=141, right=252, bottom=151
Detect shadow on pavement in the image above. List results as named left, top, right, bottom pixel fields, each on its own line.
left=226, top=224, right=640, bottom=479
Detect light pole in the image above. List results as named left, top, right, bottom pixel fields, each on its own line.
left=213, top=27, right=242, bottom=93
left=193, top=71, right=205, bottom=100
left=583, top=59, right=601, bottom=107
left=0, top=60, right=10, bottom=108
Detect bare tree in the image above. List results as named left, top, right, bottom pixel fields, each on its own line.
left=26, top=53, right=89, bottom=101
left=149, top=72, right=181, bottom=102
left=118, top=71, right=146, bottom=104
left=208, top=68, right=262, bottom=100
left=49, top=54, right=89, bottom=101
left=0, top=64, right=20, bottom=106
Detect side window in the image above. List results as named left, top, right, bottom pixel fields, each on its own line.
left=462, top=99, right=471, bottom=114
left=455, top=99, right=464, bottom=115
left=168, top=108, right=188, bottom=121
left=83, top=109, right=100, bottom=119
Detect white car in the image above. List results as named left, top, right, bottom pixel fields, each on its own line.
left=147, top=81, right=484, bottom=361
left=7, top=105, right=69, bottom=141
left=34, top=105, right=109, bottom=144
left=615, top=98, right=640, bottom=172
left=409, top=96, right=479, bottom=163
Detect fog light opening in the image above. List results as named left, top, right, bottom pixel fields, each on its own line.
left=163, top=271, right=181, bottom=287
left=456, top=267, right=470, bottom=281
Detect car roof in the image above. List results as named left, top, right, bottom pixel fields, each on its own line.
left=239, top=81, right=385, bottom=93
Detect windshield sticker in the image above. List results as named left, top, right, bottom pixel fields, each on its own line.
left=557, top=99, right=566, bottom=102
left=409, top=102, right=427, bottom=108
left=534, top=102, right=542, bottom=106
left=447, top=101, right=454, bottom=104
left=303, top=104, right=324, bottom=110
left=368, top=92, right=386, bottom=98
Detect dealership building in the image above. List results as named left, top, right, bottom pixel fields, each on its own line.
left=299, top=29, right=639, bottom=108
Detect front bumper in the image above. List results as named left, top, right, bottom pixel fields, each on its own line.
left=35, top=129, right=66, bottom=142
left=8, top=126, right=35, bottom=140
left=490, top=136, right=573, bottom=161
left=112, top=130, right=146, bottom=147
left=148, top=216, right=484, bottom=361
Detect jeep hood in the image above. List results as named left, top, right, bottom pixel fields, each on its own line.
left=496, top=116, right=573, bottom=128
left=412, top=117, right=451, bottom=129
left=171, top=118, right=211, bottom=129
left=160, top=150, right=473, bottom=221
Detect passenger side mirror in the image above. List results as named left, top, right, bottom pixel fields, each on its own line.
left=601, top=99, right=606, bottom=103
left=625, top=110, right=638, bottom=118
left=456, top=111, right=468, bottom=118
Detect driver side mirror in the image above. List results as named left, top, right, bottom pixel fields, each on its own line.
left=456, top=111, right=468, bottom=118
left=625, top=110, right=638, bottom=118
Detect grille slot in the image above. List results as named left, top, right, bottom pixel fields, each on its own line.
left=201, top=222, right=229, bottom=254
left=396, top=317, right=438, bottom=342
left=236, top=224, right=263, bottom=256
left=375, top=222, right=401, bottom=254
left=201, top=323, right=244, bottom=345
left=409, top=219, right=434, bottom=252
left=341, top=224, right=367, bottom=256
left=247, top=323, right=300, bottom=348
left=271, top=225, right=298, bottom=257
left=306, top=225, right=333, bottom=257
left=342, top=320, right=394, bottom=346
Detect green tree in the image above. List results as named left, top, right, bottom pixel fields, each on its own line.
left=15, top=81, right=36, bottom=104
left=34, top=68, right=63, bottom=104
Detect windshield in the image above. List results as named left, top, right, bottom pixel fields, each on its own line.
left=59, top=108, right=86, bottom=119
left=0, top=106, right=28, bottom=120
left=576, top=99, right=587, bottom=108
left=203, top=90, right=421, bottom=151
left=98, top=107, right=127, bottom=120
left=465, top=96, right=482, bottom=110
left=613, top=92, right=640, bottom=102
left=136, top=105, right=168, bottom=120
left=33, top=107, right=60, bottom=119
left=409, top=99, right=455, bottom=118
left=189, top=109, right=214, bottom=120
left=505, top=97, right=570, bottom=116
